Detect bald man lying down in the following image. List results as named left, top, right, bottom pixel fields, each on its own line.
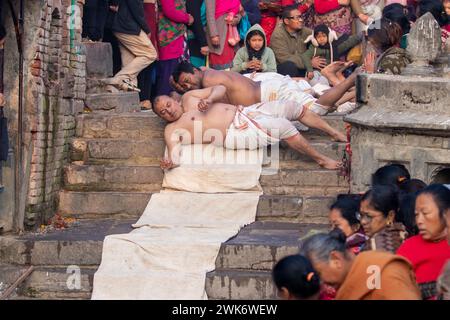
left=154, top=93, right=345, bottom=171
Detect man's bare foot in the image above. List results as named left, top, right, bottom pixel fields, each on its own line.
left=317, top=157, right=342, bottom=170
left=321, top=62, right=346, bottom=86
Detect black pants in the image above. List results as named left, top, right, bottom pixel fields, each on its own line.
left=277, top=61, right=306, bottom=78
left=82, top=0, right=109, bottom=41
left=138, top=63, right=157, bottom=102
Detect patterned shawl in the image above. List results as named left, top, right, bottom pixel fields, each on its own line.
left=158, top=0, right=187, bottom=47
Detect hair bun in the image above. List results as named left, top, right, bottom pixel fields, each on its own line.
left=329, top=228, right=347, bottom=244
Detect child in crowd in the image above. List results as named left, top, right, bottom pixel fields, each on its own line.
left=231, top=24, right=277, bottom=73
left=272, top=255, right=321, bottom=300
left=302, top=24, right=362, bottom=82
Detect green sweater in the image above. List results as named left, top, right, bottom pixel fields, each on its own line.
left=301, top=34, right=362, bottom=72
left=231, top=24, right=277, bottom=73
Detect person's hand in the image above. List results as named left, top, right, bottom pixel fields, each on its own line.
left=253, top=60, right=262, bottom=71
left=198, top=98, right=213, bottom=112
left=160, top=157, right=177, bottom=170
left=305, top=0, right=314, bottom=6
left=169, top=75, right=187, bottom=93
left=211, top=36, right=220, bottom=46
left=200, top=46, right=209, bottom=56
left=306, top=71, right=314, bottom=80
left=364, top=51, right=377, bottom=73
left=311, top=56, right=327, bottom=69
left=188, top=14, right=194, bottom=26
left=247, top=59, right=258, bottom=70
left=109, top=5, right=118, bottom=12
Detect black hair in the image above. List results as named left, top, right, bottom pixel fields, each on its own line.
left=361, top=184, right=400, bottom=218
left=398, top=193, right=419, bottom=236
left=330, top=196, right=361, bottom=227
left=417, top=184, right=450, bottom=221
left=382, top=3, right=414, bottom=34
left=246, top=29, right=266, bottom=60
left=371, top=163, right=411, bottom=187
left=418, top=0, right=449, bottom=27
left=399, top=178, right=427, bottom=194
left=281, top=4, right=300, bottom=20
left=172, top=61, right=199, bottom=83
left=301, top=229, right=348, bottom=263
left=272, top=254, right=320, bottom=299
left=367, top=18, right=404, bottom=52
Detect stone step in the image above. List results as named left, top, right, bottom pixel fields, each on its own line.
left=75, top=112, right=345, bottom=140
left=85, top=92, right=140, bottom=113
left=69, top=138, right=166, bottom=164
left=214, top=221, right=327, bottom=271
left=10, top=267, right=94, bottom=300
left=63, top=161, right=348, bottom=195
left=58, top=191, right=334, bottom=222
left=69, top=137, right=345, bottom=165
left=63, top=164, right=163, bottom=192
left=83, top=42, right=113, bottom=78
left=76, top=112, right=165, bottom=139
left=206, top=269, right=276, bottom=300
left=0, top=219, right=134, bottom=266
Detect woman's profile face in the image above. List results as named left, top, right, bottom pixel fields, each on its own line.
left=329, top=209, right=355, bottom=237
left=359, top=199, right=389, bottom=238
left=415, top=194, right=447, bottom=242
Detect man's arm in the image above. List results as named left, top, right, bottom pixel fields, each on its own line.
left=161, top=123, right=182, bottom=170
left=182, top=86, right=227, bottom=112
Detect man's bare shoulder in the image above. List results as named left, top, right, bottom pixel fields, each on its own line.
left=203, top=69, right=232, bottom=86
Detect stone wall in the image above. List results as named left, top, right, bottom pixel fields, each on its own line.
left=346, top=74, right=450, bottom=193
left=0, top=0, right=86, bottom=232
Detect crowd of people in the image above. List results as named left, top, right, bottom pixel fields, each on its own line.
left=81, top=1, right=450, bottom=300
left=82, top=0, right=450, bottom=110
left=273, top=164, right=450, bottom=300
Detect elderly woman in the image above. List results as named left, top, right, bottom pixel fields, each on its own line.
left=397, top=185, right=450, bottom=300
left=301, top=231, right=421, bottom=299
left=359, top=184, right=407, bottom=253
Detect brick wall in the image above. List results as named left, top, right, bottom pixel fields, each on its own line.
left=25, top=0, right=86, bottom=228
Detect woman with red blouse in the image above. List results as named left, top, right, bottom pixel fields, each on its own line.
left=397, top=185, right=450, bottom=300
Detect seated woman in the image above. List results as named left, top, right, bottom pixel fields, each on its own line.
left=363, top=18, right=411, bottom=75
left=301, top=231, right=421, bottom=299
left=272, top=254, right=321, bottom=300
left=359, top=184, right=407, bottom=253
left=329, top=195, right=367, bottom=255
left=231, top=24, right=277, bottom=74
left=397, top=185, right=450, bottom=300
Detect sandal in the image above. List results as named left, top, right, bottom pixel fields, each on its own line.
left=122, top=79, right=141, bottom=92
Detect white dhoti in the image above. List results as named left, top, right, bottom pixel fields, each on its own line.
left=260, top=75, right=329, bottom=115
left=224, top=101, right=304, bottom=150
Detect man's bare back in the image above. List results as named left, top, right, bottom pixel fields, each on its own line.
left=201, top=69, right=261, bottom=105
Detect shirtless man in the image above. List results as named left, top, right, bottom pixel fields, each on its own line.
left=169, top=61, right=358, bottom=115
left=154, top=93, right=344, bottom=171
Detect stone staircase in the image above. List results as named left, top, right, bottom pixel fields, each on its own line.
left=0, top=43, right=349, bottom=300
